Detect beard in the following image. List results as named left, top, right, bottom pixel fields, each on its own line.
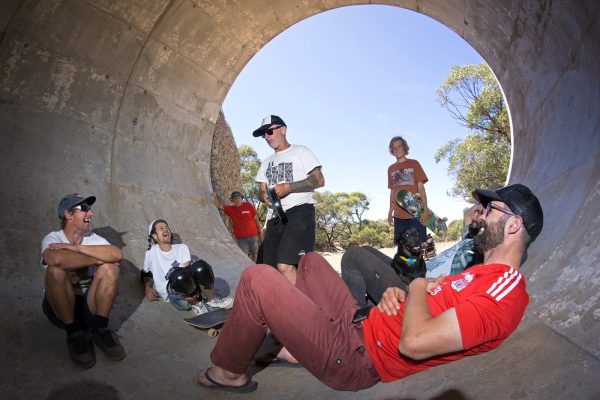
left=466, top=220, right=484, bottom=239
left=473, top=217, right=507, bottom=254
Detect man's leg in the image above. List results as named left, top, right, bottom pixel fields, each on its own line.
left=44, top=266, right=77, bottom=324
left=203, top=253, right=378, bottom=391
left=43, top=267, right=95, bottom=368
left=276, top=205, right=316, bottom=285
left=341, top=246, right=405, bottom=307
left=261, top=218, right=282, bottom=268
left=86, top=262, right=125, bottom=361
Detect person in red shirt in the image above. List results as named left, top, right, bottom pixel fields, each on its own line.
left=197, top=184, right=543, bottom=394
left=211, top=191, right=262, bottom=262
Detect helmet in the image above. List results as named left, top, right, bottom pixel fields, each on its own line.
left=189, top=259, right=215, bottom=290
left=167, top=268, right=196, bottom=296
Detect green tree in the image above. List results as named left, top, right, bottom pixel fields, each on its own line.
left=238, top=145, right=267, bottom=223
left=314, top=191, right=371, bottom=251
left=435, top=63, right=511, bottom=200
left=347, top=220, right=394, bottom=249
left=445, top=219, right=464, bottom=242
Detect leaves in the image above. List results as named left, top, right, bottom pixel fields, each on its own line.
left=435, top=63, right=511, bottom=200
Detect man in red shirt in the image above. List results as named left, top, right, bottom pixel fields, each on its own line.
left=198, top=184, right=543, bottom=394
left=211, top=191, right=262, bottom=262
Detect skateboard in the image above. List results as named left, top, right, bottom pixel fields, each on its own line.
left=395, top=190, right=447, bottom=236
left=184, top=308, right=231, bottom=337
left=267, top=187, right=288, bottom=224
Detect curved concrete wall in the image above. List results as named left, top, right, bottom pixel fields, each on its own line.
left=1, top=1, right=598, bottom=399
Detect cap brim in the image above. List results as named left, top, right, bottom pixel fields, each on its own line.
left=72, top=195, right=96, bottom=208
left=252, top=124, right=272, bottom=137
left=472, top=189, right=502, bottom=208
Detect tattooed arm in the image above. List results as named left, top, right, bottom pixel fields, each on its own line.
left=274, top=167, right=325, bottom=198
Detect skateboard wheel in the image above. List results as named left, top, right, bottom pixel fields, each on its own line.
left=208, top=328, right=219, bottom=338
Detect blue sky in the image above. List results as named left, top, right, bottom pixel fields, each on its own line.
left=222, top=5, right=487, bottom=224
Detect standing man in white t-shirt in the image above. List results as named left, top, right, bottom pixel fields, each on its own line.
left=41, top=193, right=125, bottom=369
left=253, top=115, right=325, bottom=284
left=142, top=219, right=233, bottom=314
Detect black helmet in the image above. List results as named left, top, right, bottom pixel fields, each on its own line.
left=167, top=268, right=196, bottom=296
left=189, top=259, right=215, bottom=290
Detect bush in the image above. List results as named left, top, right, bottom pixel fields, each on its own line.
left=445, top=220, right=464, bottom=241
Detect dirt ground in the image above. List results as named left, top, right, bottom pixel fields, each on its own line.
left=319, top=240, right=459, bottom=274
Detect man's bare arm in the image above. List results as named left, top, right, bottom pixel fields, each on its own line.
left=43, top=244, right=122, bottom=270
left=258, top=182, right=269, bottom=204
left=398, top=278, right=463, bottom=360
left=275, top=167, right=325, bottom=198
left=210, top=192, right=224, bottom=210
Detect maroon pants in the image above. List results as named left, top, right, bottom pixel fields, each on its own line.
left=210, top=253, right=380, bottom=391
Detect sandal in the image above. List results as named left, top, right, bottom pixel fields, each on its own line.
left=200, top=368, right=258, bottom=393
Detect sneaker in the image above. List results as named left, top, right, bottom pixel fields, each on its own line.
left=91, top=329, right=126, bottom=361
left=191, top=302, right=212, bottom=315
left=67, top=330, right=95, bottom=369
left=206, top=296, right=234, bottom=310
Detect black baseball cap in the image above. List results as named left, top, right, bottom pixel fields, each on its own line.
left=252, top=115, right=287, bottom=137
left=230, top=191, right=243, bottom=200
left=58, top=193, right=96, bottom=219
left=473, top=183, right=544, bottom=242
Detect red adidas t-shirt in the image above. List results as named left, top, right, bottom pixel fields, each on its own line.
left=362, top=264, right=529, bottom=382
left=223, top=203, right=259, bottom=238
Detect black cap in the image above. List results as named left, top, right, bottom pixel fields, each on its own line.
left=473, top=184, right=543, bottom=242
left=58, top=194, right=96, bottom=218
left=252, top=115, right=287, bottom=137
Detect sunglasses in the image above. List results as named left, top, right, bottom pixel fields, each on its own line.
left=262, top=126, right=282, bottom=137
left=484, top=202, right=515, bottom=218
left=72, top=204, right=92, bottom=212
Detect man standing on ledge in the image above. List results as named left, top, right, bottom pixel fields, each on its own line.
left=196, top=184, right=543, bottom=393
left=41, top=193, right=125, bottom=368
left=211, top=191, right=262, bottom=262
left=253, top=115, right=325, bottom=284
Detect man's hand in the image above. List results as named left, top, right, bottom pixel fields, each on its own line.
left=274, top=183, right=291, bottom=199
left=145, top=286, right=160, bottom=301
left=419, top=209, right=430, bottom=226
left=424, top=274, right=447, bottom=291
left=377, top=287, right=407, bottom=316
left=48, top=242, right=79, bottom=252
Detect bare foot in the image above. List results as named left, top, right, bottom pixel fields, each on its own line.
left=276, top=346, right=299, bottom=364
left=197, top=366, right=248, bottom=388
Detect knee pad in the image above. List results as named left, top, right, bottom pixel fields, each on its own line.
left=189, top=259, right=215, bottom=290
left=167, top=268, right=196, bottom=296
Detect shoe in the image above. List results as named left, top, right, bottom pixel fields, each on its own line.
left=67, top=330, right=95, bottom=369
left=206, top=296, right=234, bottom=310
left=91, top=328, right=126, bottom=361
left=191, top=302, right=212, bottom=315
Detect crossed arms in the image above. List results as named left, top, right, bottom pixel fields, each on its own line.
left=378, top=275, right=463, bottom=360
left=43, top=243, right=122, bottom=270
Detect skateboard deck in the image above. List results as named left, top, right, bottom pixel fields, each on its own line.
left=395, top=190, right=447, bottom=236
left=268, top=187, right=288, bottom=224
left=184, top=308, right=231, bottom=337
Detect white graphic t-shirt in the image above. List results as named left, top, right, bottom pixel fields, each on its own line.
left=255, top=144, right=321, bottom=213
left=143, top=244, right=191, bottom=299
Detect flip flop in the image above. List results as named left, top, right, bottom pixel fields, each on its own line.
left=201, top=369, right=258, bottom=393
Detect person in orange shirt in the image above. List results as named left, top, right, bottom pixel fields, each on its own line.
left=387, top=136, right=429, bottom=244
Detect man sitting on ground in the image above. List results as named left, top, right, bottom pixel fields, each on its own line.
left=41, top=193, right=125, bottom=368
left=142, top=219, right=233, bottom=314
left=196, top=184, right=543, bottom=393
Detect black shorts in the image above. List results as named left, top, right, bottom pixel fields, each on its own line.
left=262, top=204, right=316, bottom=267
left=42, top=292, right=94, bottom=330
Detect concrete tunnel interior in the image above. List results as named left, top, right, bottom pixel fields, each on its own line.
left=0, top=1, right=599, bottom=399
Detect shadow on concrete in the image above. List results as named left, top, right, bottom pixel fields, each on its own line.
left=45, top=379, right=121, bottom=400
left=92, top=226, right=144, bottom=332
